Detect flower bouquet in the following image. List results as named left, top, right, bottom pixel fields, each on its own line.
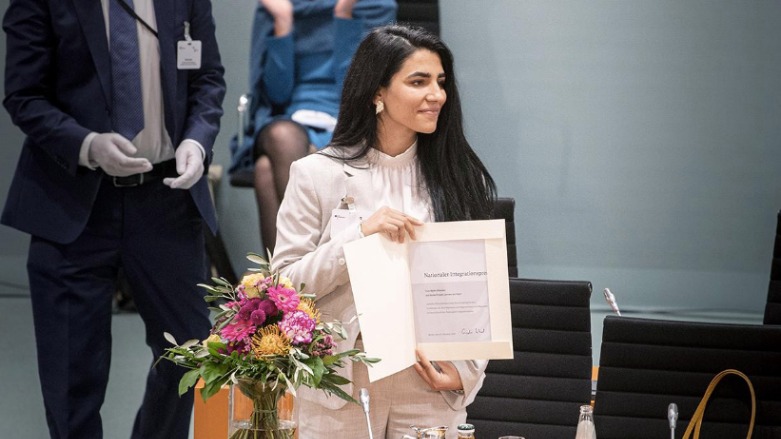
left=160, top=253, right=378, bottom=439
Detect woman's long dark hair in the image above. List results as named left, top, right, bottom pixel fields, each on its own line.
left=328, top=24, right=497, bottom=222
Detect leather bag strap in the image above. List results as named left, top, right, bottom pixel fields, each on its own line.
left=682, top=369, right=756, bottom=439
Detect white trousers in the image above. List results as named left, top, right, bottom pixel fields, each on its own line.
left=295, top=346, right=466, bottom=439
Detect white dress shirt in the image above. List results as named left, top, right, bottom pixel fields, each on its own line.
left=366, top=142, right=433, bottom=223
left=79, top=0, right=196, bottom=168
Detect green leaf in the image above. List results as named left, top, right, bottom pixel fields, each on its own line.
left=358, top=355, right=381, bottom=364
left=194, top=350, right=210, bottom=359
left=322, top=354, right=337, bottom=367
left=201, top=379, right=224, bottom=401
left=197, top=283, right=221, bottom=293
left=280, top=372, right=296, bottom=397
left=207, top=342, right=227, bottom=356
left=211, top=277, right=233, bottom=288
left=310, top=357, right=326, bottom=387
left=323, top=374, right=350, bottom=385
left=246, top=252, right=269, bottom=266
left=212, top=308, right=232, bottom=321
left=163, top=332, right=178, bottom=346
left=201, top=362, right=229, bottom=384
left=178, top=369, right=201, bottom=396
left=180, top=338, right=200, bottom=349
left=319, top=381, right=358, bottom=404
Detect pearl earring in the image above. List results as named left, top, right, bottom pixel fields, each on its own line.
left=375, top=101, right=384, bottom=115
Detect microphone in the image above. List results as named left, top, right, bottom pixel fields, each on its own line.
left=668, top=402, right=678, bottom=439
left=360, top=388, right=374, bottom=439
left=603, top=288, right=622, bottom=316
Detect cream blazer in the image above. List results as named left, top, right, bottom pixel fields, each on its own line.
left=272, top=146, right=487, bottom=410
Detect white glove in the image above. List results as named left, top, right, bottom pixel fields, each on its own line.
left=88, top=133, right=153, bottom=177
left=163, top=140, right=205, bottom=190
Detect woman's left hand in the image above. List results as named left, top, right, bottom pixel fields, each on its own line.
left=413, top=348, right=464, bottom=392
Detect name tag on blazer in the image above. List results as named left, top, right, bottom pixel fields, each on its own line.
left=177, top=40, right=202, bottom=69
left=331, top=208, right=369, bottom=236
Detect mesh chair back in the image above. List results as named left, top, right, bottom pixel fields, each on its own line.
left=467, top=278, right=593, bottom=439
left=765, top=209, right=781, bottom=324
left=491, top=197, right=517, bottom=278
left=594, top=316, right=781, bottom=439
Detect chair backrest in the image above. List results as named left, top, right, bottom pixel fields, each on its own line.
left=467, top=278, right=593, bottom=439
left=765, top=209, right=781, bottom=324
left=594, top=316, right=781, bottom=439
left=396, top=0, right=440, bottom=35
left=491, top=197, right=518, bottom=278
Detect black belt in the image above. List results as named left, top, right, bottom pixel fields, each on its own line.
left=107, top=159, right=178, bottom=187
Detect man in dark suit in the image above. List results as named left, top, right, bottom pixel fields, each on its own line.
left=2, top=0, right=225, bottom=437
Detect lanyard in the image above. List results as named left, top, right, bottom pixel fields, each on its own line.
left=112, top=0, right=159, bottom=39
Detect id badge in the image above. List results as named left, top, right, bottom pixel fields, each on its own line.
left=331, top=208, right=369, bottom=236
left=177, top=40, right=202, bottom=69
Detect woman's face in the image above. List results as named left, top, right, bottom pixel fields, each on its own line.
left=376, top=49, right=447, bottom=140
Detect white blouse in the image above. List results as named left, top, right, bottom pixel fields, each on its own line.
left=366, top=142, right=433, bottom=223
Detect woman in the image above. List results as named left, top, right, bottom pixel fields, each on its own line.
left=229, top=0, right=396, bottom=253
left=272, top=24, right=497, bottom=438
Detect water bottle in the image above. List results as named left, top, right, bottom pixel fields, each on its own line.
left=575, top=405, right=597, bottom=439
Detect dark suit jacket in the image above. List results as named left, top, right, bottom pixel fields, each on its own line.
left=2, top=0, right=226, bottom=243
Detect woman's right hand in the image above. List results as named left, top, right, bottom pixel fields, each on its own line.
left=334, top=0, right=358, bottom=19
left=360, top=206, right=423, bottom=243
left=260, top=0, right=293, bottom=36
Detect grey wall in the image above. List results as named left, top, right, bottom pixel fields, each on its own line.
left=0, top=0, right=26, bottom=287
left=442, top=0, right=781, bottom=311
left=2, top=1, right=780, bottom=314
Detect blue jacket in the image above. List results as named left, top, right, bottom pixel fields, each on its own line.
left=229, top=0, right=396, bottom=173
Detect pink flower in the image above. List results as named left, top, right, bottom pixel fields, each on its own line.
left=235, top=284, right=246, bottom=299
left=249, top=309, right=267, bottom=325
left=220, top=319, right=256, bottom=353
left=278, top=310, right=315, bottom=345
left=258, top=299, right=279, bottom=318
left=238, top=298, right=270, bottom=325
left=311, top=334, right=334, bottom=357
left=267, top=285, right=300, bottom=313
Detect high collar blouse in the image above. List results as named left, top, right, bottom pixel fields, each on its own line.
left=365, top=142, right=433, bottom=223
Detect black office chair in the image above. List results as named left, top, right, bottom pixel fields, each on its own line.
left=467, top=278, right=594, bottom=439
left=764, top=209, right=781, bottom=325
left=491, top=197, right=518, bottom=278
left=396, top=0, right=439, bottom=35
left=594, top=316, right=781, bottom=439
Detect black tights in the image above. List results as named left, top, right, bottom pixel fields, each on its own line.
left=253, top=120, right=310, bottom=254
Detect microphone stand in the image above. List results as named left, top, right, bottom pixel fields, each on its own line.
left=360, top=388, right=374, bottom=439
left=603, top=288, right=622, bottom=316
left=668, top=402, right=678, bottom=439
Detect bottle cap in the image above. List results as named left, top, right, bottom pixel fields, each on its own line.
left=579, top=404, right=594, bottom=413
left=457, top=424, right=475, bottom=432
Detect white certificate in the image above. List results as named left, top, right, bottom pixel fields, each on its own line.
left=410, top=239, right=492, bottom=343
left=344, top=219, right=513, bottom=382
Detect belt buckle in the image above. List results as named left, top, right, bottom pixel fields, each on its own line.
left=112, top=173, right=144, bottom=187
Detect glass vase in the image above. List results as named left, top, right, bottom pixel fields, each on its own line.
left=228, top=379, right=296, bottom=439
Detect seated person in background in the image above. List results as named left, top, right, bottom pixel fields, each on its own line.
left=229, top=0, right=396, bottom=254
left=272, top=24, right=497, bottom=438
